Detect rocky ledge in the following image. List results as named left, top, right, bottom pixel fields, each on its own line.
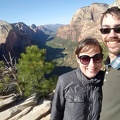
left=0, top=93, right=53, bottom=120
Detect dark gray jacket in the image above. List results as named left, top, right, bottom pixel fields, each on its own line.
left=50, top=68, right=104, bottom=120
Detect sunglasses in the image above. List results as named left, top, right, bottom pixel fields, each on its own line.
left=100, top=27, right=120, bottom=34
left=78, top=54, right=103, bottom=65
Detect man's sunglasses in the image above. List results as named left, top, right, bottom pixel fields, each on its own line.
left=78, top=54, right=103, bottom=65
left=100, top=27, right=120, bottom=34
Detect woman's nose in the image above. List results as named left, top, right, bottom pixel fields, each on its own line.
left=88, top=58, right=95, bottom=67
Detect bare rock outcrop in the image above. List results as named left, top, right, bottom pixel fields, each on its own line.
left=0, top=93, right=52, bottom=120
left=56, top=2, right=116, bottom=42
left=0, top=21, right=50, bottom=61
left=0, top=21, right=32, bottom=61
left=109, top=0, right=120, bottom=7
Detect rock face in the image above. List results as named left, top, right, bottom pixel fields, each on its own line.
left=56, top=2, right=117, bottom=42
left=109, top=0, right=120, bottom=7
left=0, top=21, right=50, bottom=61
left=0, top=21, right=32, bottom=61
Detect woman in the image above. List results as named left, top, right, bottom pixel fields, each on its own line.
left=50, top=37, right=105, bottom=120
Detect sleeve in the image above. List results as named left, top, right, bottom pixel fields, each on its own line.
left=50, top=76, right=65, bottom=120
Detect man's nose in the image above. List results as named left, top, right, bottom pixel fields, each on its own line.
left=108, top=29, right=117, bottom=37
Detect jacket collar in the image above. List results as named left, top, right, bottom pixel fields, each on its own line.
left=76, top=68, right=102, bottom=86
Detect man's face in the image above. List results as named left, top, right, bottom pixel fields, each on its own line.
left=101, top=14, right=120, bottom=55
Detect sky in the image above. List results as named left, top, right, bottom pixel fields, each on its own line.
left=0, top=0, right=115, bottom=26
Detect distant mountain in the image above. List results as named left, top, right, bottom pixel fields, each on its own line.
left=30, top=23, right=64, bottom=35
left=37, top=25, right=56, bottom=35
left=42, top=24, right=65, bottom=32
left=0, top=20, right=65, bottom=62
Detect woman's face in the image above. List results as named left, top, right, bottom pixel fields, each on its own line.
left=76, top=46, right=102, bottom=78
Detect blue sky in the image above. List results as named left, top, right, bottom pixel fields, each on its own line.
left=0, top=0, right=114, bottom=26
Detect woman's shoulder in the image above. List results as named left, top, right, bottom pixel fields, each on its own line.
left=59, top=68, right=79, bottom=78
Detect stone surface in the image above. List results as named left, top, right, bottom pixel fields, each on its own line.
left=0, top=93, right=52, bottom=120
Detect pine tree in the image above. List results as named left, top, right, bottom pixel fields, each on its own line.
left=17, top=45, right=55, bottom=97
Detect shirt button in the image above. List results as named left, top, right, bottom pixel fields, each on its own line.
left=106, top=71, right=108, bottom=74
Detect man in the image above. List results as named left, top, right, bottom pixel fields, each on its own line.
left=100, top=6, right=120, bottom=120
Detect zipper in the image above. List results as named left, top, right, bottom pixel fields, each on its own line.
left=87, top=83, right=93, bottom=120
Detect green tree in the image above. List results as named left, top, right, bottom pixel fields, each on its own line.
left=17, top=45, right=55, bottom=97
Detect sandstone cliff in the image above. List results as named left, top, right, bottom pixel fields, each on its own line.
left=0, top=21, right=49, bottom=61
left=56, top=1, right=118, bottom=42
left=0, top=21, right=32, bottom=61
left=109, top=0, right=120, bottom=7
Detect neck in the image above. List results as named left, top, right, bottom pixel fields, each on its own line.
left=109, top=53, right=118, bottom=63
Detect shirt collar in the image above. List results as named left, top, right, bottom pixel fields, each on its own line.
left=105, top=54, right=120, bottom=69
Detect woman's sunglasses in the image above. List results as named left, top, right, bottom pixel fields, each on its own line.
left=78, top=54, right=103, bottom=65
left=100, top=27, right=120, bottom=34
